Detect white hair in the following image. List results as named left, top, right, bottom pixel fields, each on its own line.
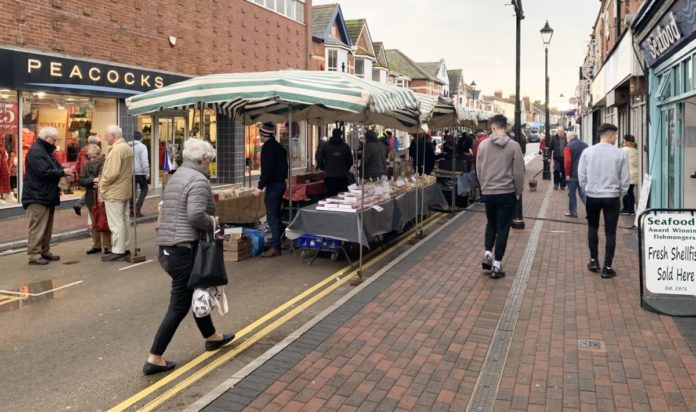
left=38, top=127, right=58, bottom=139
left=568, top=132, right=578, bottom=140
left=87, top=135, right=100, bottom=144
left=106, top=125, right=122, bottom=138
left=183, top=138, right=216, bottom=163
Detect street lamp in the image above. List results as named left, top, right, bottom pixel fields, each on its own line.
left=540, top=20, right=554, bottom=180
left=470, top=80, right=477, bottom=109
left=511, top=0, right=525, bottom=229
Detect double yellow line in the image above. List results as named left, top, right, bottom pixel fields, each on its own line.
left=109, top=213, right=444, bottom=412
left=0, top=293, right=26, bottom=306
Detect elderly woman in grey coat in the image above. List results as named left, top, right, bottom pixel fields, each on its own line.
left=144, top=138, right=234, bottom=376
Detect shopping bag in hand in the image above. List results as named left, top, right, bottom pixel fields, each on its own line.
left=187, top=231, right=228, bottom=289
left=92, top=193, right=110, bottom=233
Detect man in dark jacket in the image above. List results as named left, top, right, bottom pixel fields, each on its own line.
left=316, top=128, right=353, bottom=196
left=563, top=132, right=588, bottom=217
left=550, top=126, right=568, bottom=190
left=22, top=127, right=73, bottom=265
left=409, top=135, right=436, bottom=175
left=253, top=122, right=288, bottom=258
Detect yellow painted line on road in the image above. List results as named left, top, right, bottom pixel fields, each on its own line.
left=0, top=295, right=27, bottom=306
left=108, top=213, right=444, bottom=412
left=138, top=215, right=444, bottom=412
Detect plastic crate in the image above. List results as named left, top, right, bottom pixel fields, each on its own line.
left=296, top=235, right=343, bottom=252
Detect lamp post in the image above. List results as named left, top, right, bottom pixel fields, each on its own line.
left=511, top=0, right=525, bottom=230
left=541, top=20, right=554, bottom=180
left=470, top=80, right=477, bottom=110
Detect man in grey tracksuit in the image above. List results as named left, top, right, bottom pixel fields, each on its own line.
left=476, top=114, right=525, bottom=279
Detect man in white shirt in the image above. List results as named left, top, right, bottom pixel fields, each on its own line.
left=129, top=131, right=150, bottom=218
left=578, top=123, right=629, bottom=278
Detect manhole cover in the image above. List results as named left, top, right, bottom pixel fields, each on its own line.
left=62, top=261, right=80, bottom=265
left=579, top=339, right=605, bottom=352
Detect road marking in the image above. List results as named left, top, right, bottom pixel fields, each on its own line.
left=0, top=295, right=26, bottom=306
left=138, top=214, right=445, bottom=412
left=108, top=213, right=444, bottom=412
left=0, top=281, right=83, bottom=297
left=119, top=260, right=154, bottom=271
left=467, top=184, right=552, bottom=412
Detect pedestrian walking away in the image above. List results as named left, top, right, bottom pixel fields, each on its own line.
left=77, top=144, right=112, bottom=255
left=578, top=123, right=629, bottom=279
left=146, top=138, right=234, bottom=376
left=563, top=132, right=588, bottom=218
left=22, top=127, right=74, bottom=265
left=551, top=126, right=568, bottom=189
left=476, top=114, right=525, bottom=279
left=253, top=122, right=288, bottom=258
left=129, top=131, right=150, bottom=218
left=316, top=128, right=353, bottom=197
left=98, top=125, right=134, bottom=262
left=620, top=134, right=639, bottom=215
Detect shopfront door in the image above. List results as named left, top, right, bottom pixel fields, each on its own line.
left=153, top=113, right=187, bottom=188
left=683, top=98, right=696, bottom=208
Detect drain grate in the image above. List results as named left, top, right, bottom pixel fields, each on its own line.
left=467, top=184, right=553, bottom=412
left=579, top=339, right=605, bottom=352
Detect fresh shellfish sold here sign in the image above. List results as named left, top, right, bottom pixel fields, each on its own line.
left=643, top=213, right=696, bottom=295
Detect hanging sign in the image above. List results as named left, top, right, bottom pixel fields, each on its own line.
left=639, top=0, right=696, bottom=67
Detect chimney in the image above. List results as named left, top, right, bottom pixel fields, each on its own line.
left=508, top=95, right=515, bottom=101
left=523, top=96, right=530, bottom=103
left=494, top=90, right=503, bottom=98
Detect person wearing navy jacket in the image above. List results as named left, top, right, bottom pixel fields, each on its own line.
left=253, top=122, right=288, bottom=257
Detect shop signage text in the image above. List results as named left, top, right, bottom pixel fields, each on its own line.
left=644, top=12, right=682, bottom=61
left=643, top=212, right=696, bottom=296
left=639, top=0, right=696, bottom=67
left=0, top=48, right=188, bottom=97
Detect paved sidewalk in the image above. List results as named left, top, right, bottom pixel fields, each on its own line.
left=0, top=196, right=160, bottom=248
left=196, top=158, right=696, bottom=412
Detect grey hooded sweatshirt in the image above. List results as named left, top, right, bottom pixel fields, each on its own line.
left=475, top=132, right=525, bottom=197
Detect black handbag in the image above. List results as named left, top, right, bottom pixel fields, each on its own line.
left=187, top=232, right=228, bottom=289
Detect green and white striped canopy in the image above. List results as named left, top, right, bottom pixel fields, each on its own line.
left=125, top=70, right=420, bottom=129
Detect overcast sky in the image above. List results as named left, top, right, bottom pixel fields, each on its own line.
left=319, top=0, right=601, bottom=108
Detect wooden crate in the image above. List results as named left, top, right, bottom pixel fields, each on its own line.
left=224, top=237, right=252, bottom=262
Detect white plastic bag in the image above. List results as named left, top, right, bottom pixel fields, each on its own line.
left=191, top=286, right=228, bottom=318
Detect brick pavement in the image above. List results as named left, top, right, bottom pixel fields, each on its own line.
left=200, top=158, right=696, bottom=412
left=0, top=196, right=160, bottom=246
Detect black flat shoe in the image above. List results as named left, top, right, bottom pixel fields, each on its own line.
left=205, top=333, right=235, bottom=351
left=587, top=259, right=600, bottom=273
left=73, top=205, right=81, bottom=216
left=86, top=247, right=101, bottom=255
left=142, top=360, right=176, bottom=376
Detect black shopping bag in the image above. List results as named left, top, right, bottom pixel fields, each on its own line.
left=187, top=236, right=228, bottom=289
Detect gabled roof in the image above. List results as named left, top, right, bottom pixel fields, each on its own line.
left=344, top=18, right=375, bottom=58
left=385, top=49, right=443, bottom=83
left=373, top=41, right=389, bottom=69
left=311, top=4, right=350, bottom=48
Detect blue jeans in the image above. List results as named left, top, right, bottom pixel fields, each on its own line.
left=264, top=181, right=286, bottom=251
left=567, top=178, right=586, bottom=216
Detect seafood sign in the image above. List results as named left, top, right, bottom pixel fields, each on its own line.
left=639, top=0, right=696, bottom=66
left=643, top=213, right=696, bottom=296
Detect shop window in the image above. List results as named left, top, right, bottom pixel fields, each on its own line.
left=189, top=108, right=217, bottom=177
left=279, top=121, right=307, bottom=169
left=674, top=65, right=683, bottom=96
left=0, top=90, right=19, bottom=204
left=19, top=93, right=116, bottom=202
left=245, top=124, right=262, bottom=174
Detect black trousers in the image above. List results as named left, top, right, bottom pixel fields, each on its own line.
left=129, top=175, right=149, bottom=210
left=622, top=184, right=635, bottom=213
left=586, top=196, right=620, bottom=268
left=484, top=193, right=517, bottom=261
left=150, top=245, right=216, bottom=356
left=324, top=176, right=349, bottom=197
left=553, top=158, right=566, bottom=188
left=264, top=181, right=286, bottom=251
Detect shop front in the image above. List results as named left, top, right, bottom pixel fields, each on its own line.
left=0, top=47, right=188, bottom=210
left=634, top=0, right=696, bottom=209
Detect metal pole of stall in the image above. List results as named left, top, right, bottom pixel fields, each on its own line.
left=357, top=124, right=366, bottom=283
left=450, top=133, right=458, bottom=212
left=287, top=105, right=294, bottom=225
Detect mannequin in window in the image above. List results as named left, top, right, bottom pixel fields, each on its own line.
left=0, top=144, right=12, bottom=203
